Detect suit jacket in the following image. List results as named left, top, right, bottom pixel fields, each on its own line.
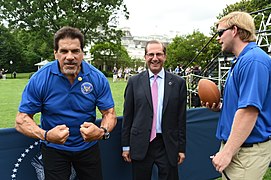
left=121, top=70, right=187, bottom=166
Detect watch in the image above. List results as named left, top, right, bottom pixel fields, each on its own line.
left=100, top=127, right=110, bottom=140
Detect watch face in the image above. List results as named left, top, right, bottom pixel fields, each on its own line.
left=100, top=127, right=109, bottom=140
left=104, top=132, right=110, bottom=140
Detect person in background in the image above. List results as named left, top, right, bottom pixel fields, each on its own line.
left=124, top=67, right=131, bottom=81
left=204, top=11, right=271, bottom=180
left=12, top=71, right=17, bottom=78
left=192, top=66, right=200, bottom=75
left=174, top=65, right=180, bottom=75
left=15, top=26, right=117, bottom=180
left=113, top=66, right=118, bottom=82
left=122, top=40, right=187, bottom=180
left=118, top=67, right=123, bottom=80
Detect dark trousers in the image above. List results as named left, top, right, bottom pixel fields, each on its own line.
left=132, top=134, right=179, bottom=180
left=41, top=143, right=103, bottom=180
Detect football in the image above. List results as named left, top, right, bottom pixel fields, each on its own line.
left=197, top=79, right=220, bottom=105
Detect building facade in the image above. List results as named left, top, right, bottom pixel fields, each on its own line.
left=120, top=27, right=173, bottom=60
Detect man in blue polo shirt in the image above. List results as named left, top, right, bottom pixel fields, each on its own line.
left=15, top=26, right=117, bottom=180
left=204, top=12, right=271, bottom=179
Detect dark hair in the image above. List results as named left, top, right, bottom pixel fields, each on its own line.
left=144, top=40, right=166, bottom=55
left=54, top=26, right=84, bottom=51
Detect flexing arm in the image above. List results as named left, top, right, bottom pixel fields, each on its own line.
left=15, top=112, right=70, bottom=144
left=100, top=107, right=117, bottom=132
left=15, top=112, right=45, bottom=140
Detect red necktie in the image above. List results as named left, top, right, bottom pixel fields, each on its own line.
left=150, top=75, right=158, bottom=142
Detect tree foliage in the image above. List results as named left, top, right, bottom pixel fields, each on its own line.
left=170, top=0, right=271, bottom=75
left=0, top=0, right=129, bottom=43
left=211, top=0, right=271, bottom=34
left=0, top=0, right=129, bottom=72
left=13, top=29, right=54, bottom=72
left=0, top=24, right=22, bottom=72
left=217, top=0, right=271, bottom=53
left=166, top=30, right=217, bottom=70
left=90, top=42, right=131, bottom=70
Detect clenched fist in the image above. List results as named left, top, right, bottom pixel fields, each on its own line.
left=46, top=125, right=69, bottom=144
left=80, top=122, right=104, bottom=142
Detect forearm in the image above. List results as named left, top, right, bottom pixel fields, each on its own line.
left=100, top=107, right=117, bottom=132
left=223, top=106, right=258, bottom=155
left=15, top=112, right=45, bottom=140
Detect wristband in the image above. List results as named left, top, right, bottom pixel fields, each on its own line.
left=44, top=130, right=48, bottom=142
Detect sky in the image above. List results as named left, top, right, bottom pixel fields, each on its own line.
left=118, top=0, right=241, bottom=37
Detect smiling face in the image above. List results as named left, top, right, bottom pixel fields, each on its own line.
left=54, top=38, right=84, bottom=79
left=144, top=42, right=166, bottom=75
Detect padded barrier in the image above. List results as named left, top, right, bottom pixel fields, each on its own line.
left=0, top=108, right=221, bottom=180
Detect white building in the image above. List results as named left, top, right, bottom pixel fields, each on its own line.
left=84, top=27, right=174, bottom=66
left=120, top=27, right=173, bottom=60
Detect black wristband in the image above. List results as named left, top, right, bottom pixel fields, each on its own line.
left=100, top=127, right=107, bottom=133
left=44, top=130, right=48, bottom=142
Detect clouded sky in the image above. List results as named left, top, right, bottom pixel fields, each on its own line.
left=118, top=0, right=241, bottom=37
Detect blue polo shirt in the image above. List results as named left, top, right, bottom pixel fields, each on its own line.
left=19, top=60, right=114, bottom=151
left=216, top=42, right=271, bottom=143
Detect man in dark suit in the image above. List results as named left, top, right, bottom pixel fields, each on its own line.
left=122, top=40, right=187, bottom=180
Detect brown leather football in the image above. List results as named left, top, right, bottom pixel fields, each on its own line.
left=197, top=79, right=220, bottom=105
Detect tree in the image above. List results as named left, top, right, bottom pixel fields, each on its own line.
left=166, top=31, right=213, bottom=70
left=90, top=42, right=131, bottom=71
left=214, top=0, right=271, bottom=53
left=211, top=0, right=271, bottom=35
left=0, top=0, right=129, bottom=44
left=13, top=29, right=53, bottom=72
left=195, top=0, right=271, bottom=77
left=0, top=24, right=22, bottom=73
left=0, top=0, right=129, bottom=71
left=116, top=45, right=132, bottom=68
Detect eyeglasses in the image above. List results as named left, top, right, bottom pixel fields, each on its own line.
left=217, top=26, right=233, bottom=37
left=146, top=52, right=164, bottom=58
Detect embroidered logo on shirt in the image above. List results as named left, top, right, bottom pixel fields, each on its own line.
left=81, top=82, right=93, bottom=94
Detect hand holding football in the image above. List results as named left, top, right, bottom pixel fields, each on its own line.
left=197, top=79, right=220, bottom=105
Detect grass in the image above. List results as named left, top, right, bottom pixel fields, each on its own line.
left=107, top=78, right=126, bottom=118
left=0, top=73, right=127, bottom=128
left=0, top=73, right=271, bottom=179
left=0, top=74, right=30, bottom=128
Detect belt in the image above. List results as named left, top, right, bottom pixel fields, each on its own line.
left=222, top=137, right=271, bottom=148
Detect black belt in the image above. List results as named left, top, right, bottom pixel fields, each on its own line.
left=222, top=137, right=271, bottom=148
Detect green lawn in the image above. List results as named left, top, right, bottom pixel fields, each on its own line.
left=0, top=75, right=29, bottom=127
left=0, top=73, right=127, bottom=128
left=0, top=73, right=270, bottom=179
